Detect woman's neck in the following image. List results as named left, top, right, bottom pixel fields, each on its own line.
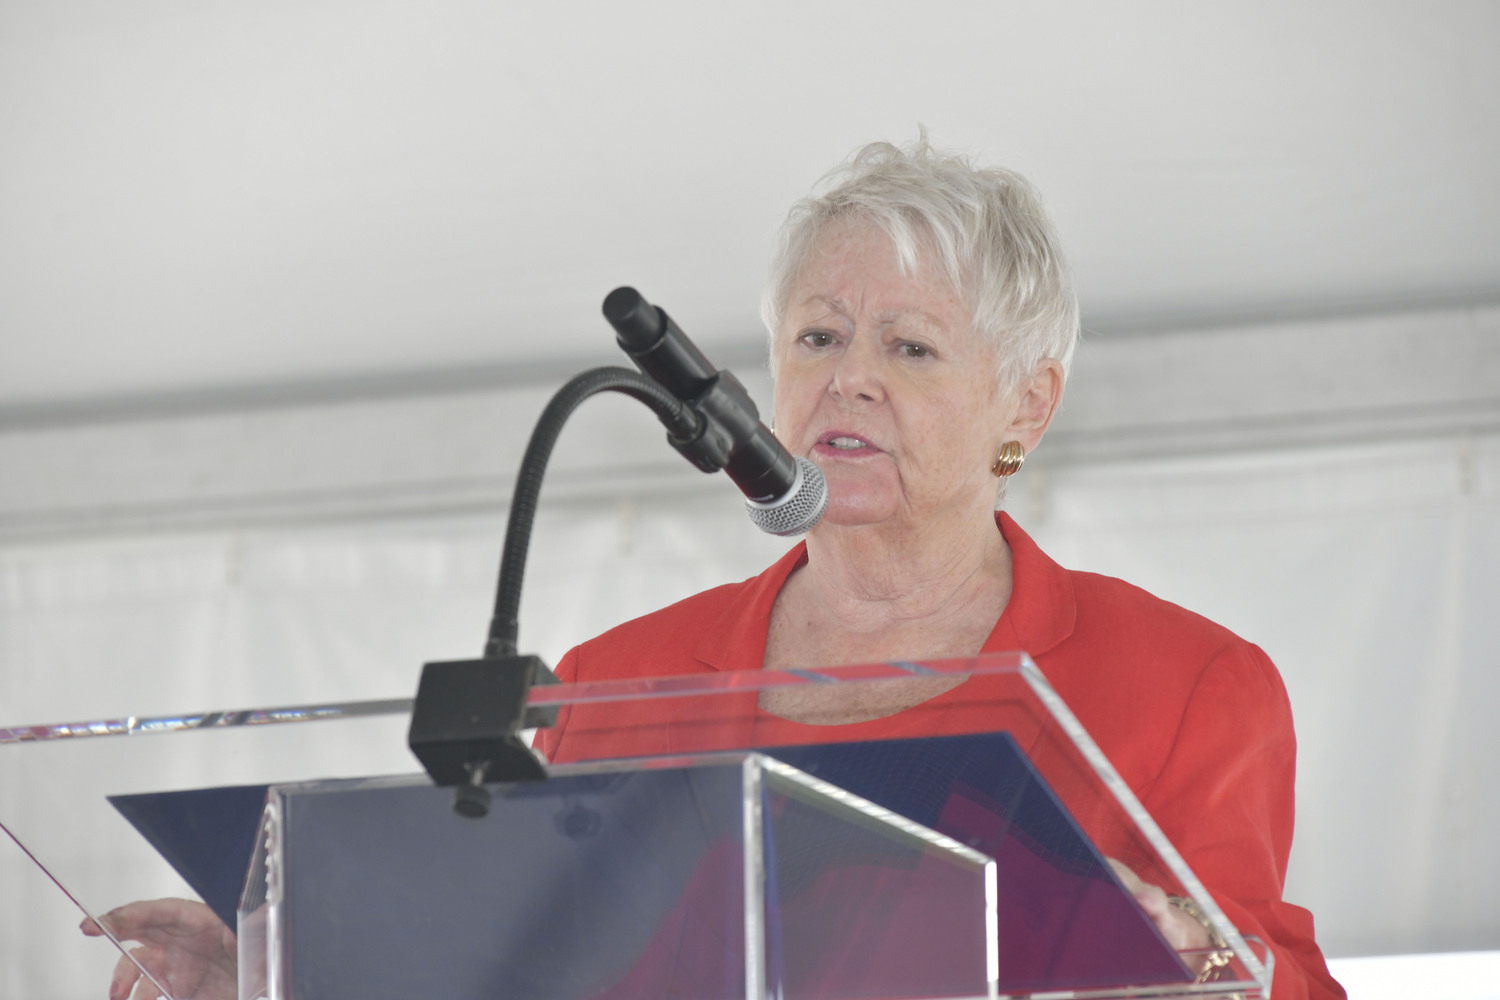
left=770, top=506, right=1013, bottom=667
left=760, top=506, right=1014, bottom=720
left=809, top=509, right=1007, bottom=616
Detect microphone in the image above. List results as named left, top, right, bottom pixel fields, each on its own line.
left=603, top=287, right=827, bottom=536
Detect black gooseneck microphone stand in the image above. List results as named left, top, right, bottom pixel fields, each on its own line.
left=408, top=289, right=750, bottom=817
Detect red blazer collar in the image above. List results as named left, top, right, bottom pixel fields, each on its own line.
left=989, top=511, right=1076, bottom=659
left=693, top=540, right=805, bottom=671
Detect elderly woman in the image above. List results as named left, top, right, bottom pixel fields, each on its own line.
left=89, top=139, right=1343, bottom=999
left=537, top=139, right=1343, bottom=1000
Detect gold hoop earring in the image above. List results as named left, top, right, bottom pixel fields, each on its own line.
left=991, top=441, right=1025, bottom=477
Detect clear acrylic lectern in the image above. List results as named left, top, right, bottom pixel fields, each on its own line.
left=1, top=653, right=1272, bottom=999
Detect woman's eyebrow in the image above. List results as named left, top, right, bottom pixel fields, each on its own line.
left=876, top=307, right=948, bottom=332
left=800, top=296, right=946, bottom=330
left=800, top=295, right=853, bottom=319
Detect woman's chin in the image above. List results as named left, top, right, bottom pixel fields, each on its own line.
left=814, top=490, right=901, bottom=529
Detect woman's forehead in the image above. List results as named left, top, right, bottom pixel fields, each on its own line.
left=791, top=218, right=965, bottom=306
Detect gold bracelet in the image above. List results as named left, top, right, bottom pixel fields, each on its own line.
left=1165, top=895, right=1234, bottom=983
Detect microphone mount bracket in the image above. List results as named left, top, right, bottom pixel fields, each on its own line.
left=408, top=365, right=704, bottom=816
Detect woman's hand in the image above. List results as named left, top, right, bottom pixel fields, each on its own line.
left=1105, top=859, right=1213, bottom=951
left=80, top=898, right=237, bottom=1000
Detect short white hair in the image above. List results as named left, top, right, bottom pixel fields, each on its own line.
left=762, top=135, right=1080, bottom=394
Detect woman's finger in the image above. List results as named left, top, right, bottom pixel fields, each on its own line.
left=1106, top=858, right=1145, bottom=894
left=1105, top=858, right=1211, bottom=951
left=127, top=946, right=168, bottom=1000
left=109, top=947, right=146, bottom=1000
left=130, top=973, right=165, bottom=1000
left=96, top=898, right=204, bottom=940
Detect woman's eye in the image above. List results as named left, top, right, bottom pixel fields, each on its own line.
left=799, top=330, right=835, bottom=348
left=898, top=342, right=931, bottom=358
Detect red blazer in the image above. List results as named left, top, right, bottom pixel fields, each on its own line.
left=539, top=513, right=1343, bottom=1000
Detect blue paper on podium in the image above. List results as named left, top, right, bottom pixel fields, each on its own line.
left=108, top=782, right=269, bottom=929
left=110, top=733, right=1192, bottom=996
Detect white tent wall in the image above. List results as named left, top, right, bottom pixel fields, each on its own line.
left=2, top=305, right=1498, bottom=995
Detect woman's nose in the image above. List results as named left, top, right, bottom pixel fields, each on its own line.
left=829, top=337, right=885, bottom=403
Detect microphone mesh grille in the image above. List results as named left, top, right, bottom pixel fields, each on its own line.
left=745, top=457, right=828, bottom=537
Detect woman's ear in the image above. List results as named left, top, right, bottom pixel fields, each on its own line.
left=1007, top=359, right=1065, bottom=451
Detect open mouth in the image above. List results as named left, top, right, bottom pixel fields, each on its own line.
left=815, top=432, right=879, bottom=455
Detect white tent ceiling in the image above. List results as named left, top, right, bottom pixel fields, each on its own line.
left=2, top=1, right=1498, bottom=414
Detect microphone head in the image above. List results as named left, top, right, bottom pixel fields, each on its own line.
left=602, top=287, right=664, bottom=352
left=744, top=456, right=827, bottom=537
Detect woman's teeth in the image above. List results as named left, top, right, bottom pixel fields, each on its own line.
left=829, top=437, right=865, bottom=450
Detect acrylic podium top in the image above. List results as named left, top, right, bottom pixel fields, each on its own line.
left=0, top=652, right=1270, bottom=999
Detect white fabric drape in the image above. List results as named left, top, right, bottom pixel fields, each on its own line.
left=2, top=433, right=1497, bottom=997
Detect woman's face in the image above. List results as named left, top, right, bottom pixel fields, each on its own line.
left=772, top=218, right=1020, bottom=530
